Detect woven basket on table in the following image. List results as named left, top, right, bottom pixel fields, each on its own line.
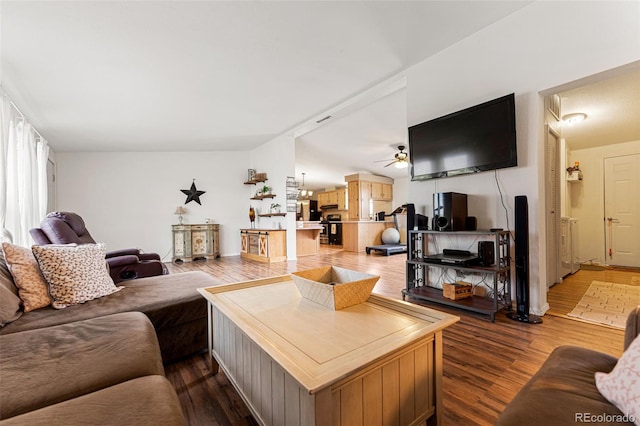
left=291, top=266, right=380, bottom=310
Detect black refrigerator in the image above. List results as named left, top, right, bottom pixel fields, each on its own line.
left=309, top=200, right=321, bottom=221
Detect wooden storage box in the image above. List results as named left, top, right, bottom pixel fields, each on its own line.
left=291, top=266, right=379, bottom=310
left=443, top=282, right=473, bottom=300
left=254, top=172, right=267, bottom=181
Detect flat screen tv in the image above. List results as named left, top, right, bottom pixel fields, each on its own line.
left=409, top=93, right=517, bottom=181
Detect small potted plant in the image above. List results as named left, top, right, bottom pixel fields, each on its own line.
left=270, top=203, right=281, bottom=214
left=262, top=185, right=271, bottom=195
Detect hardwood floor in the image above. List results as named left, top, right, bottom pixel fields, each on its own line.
left=165, top=248, right=631, bottom=426
left=546, top=266, right=640, bottom=317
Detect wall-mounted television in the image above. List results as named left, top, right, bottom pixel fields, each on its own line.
left=409, top=93, right=517, bottom=181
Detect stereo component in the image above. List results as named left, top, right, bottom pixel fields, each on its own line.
left=432, top=192, right=468, bottom=231
left=477, top=241, right=494, bottom=266
left=507, top=195, right=542, bottom=324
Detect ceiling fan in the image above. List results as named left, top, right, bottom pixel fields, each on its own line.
left=376, top=145, right=409, bottom=168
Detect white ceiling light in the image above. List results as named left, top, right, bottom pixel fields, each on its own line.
left=394, top=160, right=408, bottom=169
left=299, top=173, right=313, bottom=198
left=562, top=112, right=587, bottom=125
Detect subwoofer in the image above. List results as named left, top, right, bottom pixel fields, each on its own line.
left=507, top=195, right=542, bottom=324
left=478, top=241, right=494, bottom=266
left=432, top=192, right=467, bottom=231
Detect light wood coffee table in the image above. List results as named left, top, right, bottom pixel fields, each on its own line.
left=198, top=275, right=458, bottom=426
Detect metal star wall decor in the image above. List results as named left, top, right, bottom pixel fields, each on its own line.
left=181, top=179, right=206, bottom=205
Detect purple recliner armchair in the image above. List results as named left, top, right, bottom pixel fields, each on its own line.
left=30, top=211, right=168, bottom=284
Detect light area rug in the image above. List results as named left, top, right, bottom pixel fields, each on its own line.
left=567, top=281, right=640, bottom=329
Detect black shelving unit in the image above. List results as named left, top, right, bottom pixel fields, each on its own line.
left=402, top=230, right=511, bottom=321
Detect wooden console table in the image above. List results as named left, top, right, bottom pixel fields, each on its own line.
left=172, top=223, right=220, bottom=262
left=198, top=276, right=458, bottom=426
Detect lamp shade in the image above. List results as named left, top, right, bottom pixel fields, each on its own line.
left=174, top=206, right=186, bottom=215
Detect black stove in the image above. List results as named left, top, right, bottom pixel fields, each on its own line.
left=320, top=214, right=342, bottom=245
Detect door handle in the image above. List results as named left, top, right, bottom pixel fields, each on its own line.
left=607, top=217, right=620, bottom=223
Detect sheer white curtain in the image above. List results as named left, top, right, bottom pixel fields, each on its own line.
left=1, top=92, right=49, bottom=247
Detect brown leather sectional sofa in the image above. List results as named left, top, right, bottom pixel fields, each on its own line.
left=0, top=312, right=187, bottom=425
left=0, top=269, right=216, bottom=363
left=0, top=250, right=219, bottom=424
left=496, top=306, right=640, bottom=426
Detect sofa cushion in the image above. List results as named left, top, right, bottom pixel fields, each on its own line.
left=31, top=243, right=122, bottom=309
left=0, top=376, right=187, bottom=426
left=1, top=243, right=51, bottom=312
left=0, top=250, right=22, bottom=327
left=0, top=271, right=215, bottom=362
left=0, top=312, right=164, bottom=419
left=495, top=345, right=632, bottom=426
left=596, top=335, right=640, bottom=422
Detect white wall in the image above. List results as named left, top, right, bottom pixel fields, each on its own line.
left=405, top=1, right=640, bottom=315
left=569, top=139, right=640, bottom=265
left=393, top=176, right=409, bottom=209
left=249, top=133, right=297, bottom=259
left=55, top=151, right=249, bottom=260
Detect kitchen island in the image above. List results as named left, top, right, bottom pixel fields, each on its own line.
left=341, top=220, right=395, bottom=253
left=296, top=223, right=323, bottom=257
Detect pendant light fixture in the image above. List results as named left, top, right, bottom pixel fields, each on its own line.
left=299, top=173, right=313, bottom=198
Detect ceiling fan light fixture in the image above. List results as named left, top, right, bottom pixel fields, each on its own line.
left=562, top=112, right=587, bottom=125
left=394, top=160, right=408, bottom=169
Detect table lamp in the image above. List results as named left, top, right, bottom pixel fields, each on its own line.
left=174, top=206, right=186, bottom=224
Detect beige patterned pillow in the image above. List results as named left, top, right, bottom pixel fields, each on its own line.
left=32, top=243, right=122, bottom=309
left=1, top=242, right=52, bottom=312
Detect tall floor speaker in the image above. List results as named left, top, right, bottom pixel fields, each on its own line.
left=507, top=195, right=542, bottom=324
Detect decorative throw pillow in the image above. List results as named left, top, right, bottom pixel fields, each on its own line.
left=1, top=242, right=52, bottom=312
left=0, top=249, right=23, bottom=326
left=31, top=243, right=122, bottom=309
left=595, top=334, right=640, bottom=422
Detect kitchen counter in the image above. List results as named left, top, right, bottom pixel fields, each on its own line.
left=296, top=226, right=322, bottom=256
left=342, top=221, right=395, bottom=252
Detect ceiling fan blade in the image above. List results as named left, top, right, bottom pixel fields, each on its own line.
left=374, top=158, right=394, bottom=163
left=384, top=160, right=398, bottom=167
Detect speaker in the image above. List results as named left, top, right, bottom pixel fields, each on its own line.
left=507, top=195, right=542, bottom=324
left=416, top=214, right=429, bottom=230
left=432, top=192, right=468, bottom=231
left=406, top=203, right=416, bottom=231
left=477, top=241, right=494, bottom=266
left=465, top=216, right=477, bottom=231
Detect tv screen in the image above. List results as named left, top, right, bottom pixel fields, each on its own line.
left=409, top=93, right=517, bottom=181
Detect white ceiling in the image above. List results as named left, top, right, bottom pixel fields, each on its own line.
left=2, top=1, right=530, bottom=154
left=296, top=87, right=409, bottom=190
left=559, top=68, right=640, bottom=151
left=4, top=2, right=636, bottom=193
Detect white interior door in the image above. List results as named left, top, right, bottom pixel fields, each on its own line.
left=604, top=154, right=640, bottom=267
left=545, top=125, right=561, bottom=287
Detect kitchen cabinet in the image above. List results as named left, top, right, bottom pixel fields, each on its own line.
left=342, top=221, right=394, bottom=252
left=317, top=191, right=331, bottom=207
left=317, top=188, right=347, bottom=210
left=347, top=181, right=361, bottom=220
left=347, top=177, right=393, bottom=220
left=172, top=223, right=220, bottom=262
left=371, top=182, right=393, bottom=201
left=240, top=229, right=286, bottom=263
